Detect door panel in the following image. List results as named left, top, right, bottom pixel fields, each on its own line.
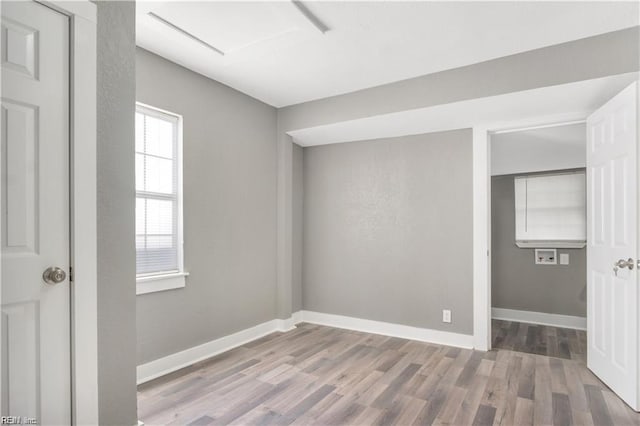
left=2, top=101, right=37, bottom=254
left=587, top=82, right=638, bottom=411
left=2, top=303, right=38, bottom=418
left=1, top=1, right=70, bottom=423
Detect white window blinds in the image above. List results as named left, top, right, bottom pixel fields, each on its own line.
left=135, top=104, right=182, bottom=276
left=514, top=171, right=586, bottom=248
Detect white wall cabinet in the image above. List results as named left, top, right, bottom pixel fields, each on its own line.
left=514, top=171, right=586, bottom=248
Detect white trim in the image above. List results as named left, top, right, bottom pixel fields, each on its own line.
left=492, top=308, right=587, bottom=330
left=517, top=241, right=586, bottom=249
left=299, top=311, right=474, bottom=349
left=636, top=78, right=640, bottom=413
left=492, top=120, right=586, bottom=135
left=276, top=134, right=294, bottom=319
left=472, top=112, right=590, bottom=353
left=473, top=126, right=491, bottom=351
left=135, top=103, right=185, bottom=279
left=136, top=101, right=182, bottom=120
left=136, top=272, right=188, bottom=295
left=275, top=311, right=303, bottom=332
left=136, top=310, right=476, bottom=385
left=291, top=310, right=303, bottom=325
left=136, top=318, right=296, bottom=384
left=137, top=271, right=189, bottom=283
left=50, top=1, right=100, bottom=424
left=39, top=0, right=96, bottom=23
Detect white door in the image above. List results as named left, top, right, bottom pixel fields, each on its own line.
left=1, top=1, right=71, bottom=423
left=587, top=82, right=638, bottom=411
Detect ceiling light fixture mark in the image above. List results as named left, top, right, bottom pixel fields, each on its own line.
left=291, top=0, right=329, bottom=34
left=147, top=12, right=225, bottom=56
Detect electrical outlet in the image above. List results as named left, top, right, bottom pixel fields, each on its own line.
left=560, top=253, right=570, bottom=265
left=442, top=309, right=452, bottom=323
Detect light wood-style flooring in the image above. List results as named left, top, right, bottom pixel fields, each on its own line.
left=491, top=319, right=587, bottom=362
left=138, top=323, right=640, bottom=425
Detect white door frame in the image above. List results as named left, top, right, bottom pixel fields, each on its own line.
left=472, top=111, right=592, bottom=351
left=0, top=1, right=99, bottom=424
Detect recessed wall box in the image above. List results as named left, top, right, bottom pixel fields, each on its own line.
left=535, top=249, right=557, bottom=265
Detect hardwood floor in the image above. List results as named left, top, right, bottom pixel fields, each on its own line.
left=138, top=323, right=640, bottom=425
left=491, top=319, right=587, bottom=362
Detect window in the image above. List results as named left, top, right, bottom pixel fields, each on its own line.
left=514, top=171, right=586, bottom=248
left=135, top=103, right=186, bottom=294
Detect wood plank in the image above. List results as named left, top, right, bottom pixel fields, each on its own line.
left=533, top=355, right=553, bottom=425
left=491, top=320, right=586, bottom=360
left=552, top=392, right=573, bottom=426
left=137, top=323, right=640, bottom=426
left=584, top=384, right=614, bottom=426
left=516, top=355, right=535, bottom=400
left=513, top=397, right=534, bottom=426
left=472, top=404, right=497, bottom=426
left=372, top=363, right=421, bottom=408
left=453, top=373, right=490, bottom=425
left=283, top=383, right=335, bottom=420
left=602, top=388, right=639, bottom=426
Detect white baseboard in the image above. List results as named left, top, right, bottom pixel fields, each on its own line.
left=298, top=310, right=474, bottom=349
left=137, top=310, right=475, bottom=384
left=137, top=318, right=295, bottom=384
left=492, top=307, right=586, bottom=330
left=291, top=310, right=304, bottom=325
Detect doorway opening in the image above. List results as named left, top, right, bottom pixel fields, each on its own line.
left=488, top=122, right=588, bottom=362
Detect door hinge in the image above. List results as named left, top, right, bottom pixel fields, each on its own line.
left=69, top=266, right=73, bottom=282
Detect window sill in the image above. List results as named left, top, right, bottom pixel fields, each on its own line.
left=516, top=241, right=586, bottom=249
left=136, top=272, right=188, bottom=295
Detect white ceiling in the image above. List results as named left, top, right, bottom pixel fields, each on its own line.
left=136, top=1, right=639, bottom=107
left=491, top=123, right=586, bottom=176
left=287, top=73, right=637, bottom=146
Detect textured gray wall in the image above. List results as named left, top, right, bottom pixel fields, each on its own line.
left=135, top=49, right=278, bottom=364
left=279, top=28, right=639, bottom=322
left=491, top=174, right=587, bottom=317
left=292, top=143, right=304, bottom=313
left=303, top=130, right=473, bottom=334
left=96, top=1, right=138, bottom=425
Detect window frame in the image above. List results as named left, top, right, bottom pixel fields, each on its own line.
left=135, top=102, right=187, bottom=295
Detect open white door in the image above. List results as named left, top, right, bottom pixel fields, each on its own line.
left=1, top=1, right=71, bottom=423
left=587, top=82, right=639, bottom=411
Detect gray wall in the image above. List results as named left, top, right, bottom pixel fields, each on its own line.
left=279, top=27, right=639, bottom=321
left=491, top=174, right=587, bottom=317
left=303, top=130, right=473, bottom=334
left=96, top=1, right=138, bottom=425
left=292, top=143, right=304, bottom=313
left=90, top=18, right=635, bottom=425
left=136, top=49, right=278, bottom=364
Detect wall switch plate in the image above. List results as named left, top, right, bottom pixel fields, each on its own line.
left=442, top=309, right=451, bottom=323
left=560, top=253, right=570, bottom=265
